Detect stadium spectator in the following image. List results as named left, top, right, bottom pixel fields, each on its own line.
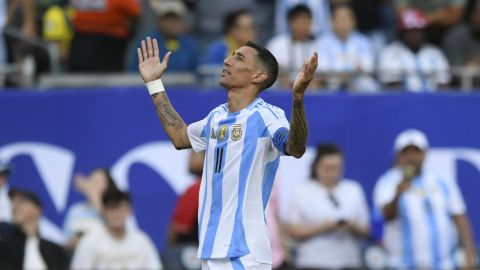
left=168, top=151, right=204, bottom=245
left=378, top=10, right=450, bottom=92
left=373, top=129, right=476, bottom=269
left=394, top=0, right=466, bottom=44
left=316, top=2, right=378, bottom=92
left=267, top=5, right=319, bottom=89
left=0, top=161, right=11, bottom=222
left=0, top=189, right=67, bottom=269
left=288, top=144, right=370, bottom=270
left=71, top=191, right=162, bottom=270
left=129, top=0, right=198, bottom=73
left=199, top=9, right=256, bottom=86
left=63, top=168, right=119, bottom=250
left=41, top=0, right=74, bottom=68
left=443, top=0, right=480, bottom=86
left=275, top=0, right=331, bottom=36
left=68, top=0, right=140, bottom=71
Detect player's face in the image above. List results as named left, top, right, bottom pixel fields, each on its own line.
left=220, top=46, right=258, bottom=89
left=397, top=146, right=425, bottom=172
left=104, top=201, right=131, bottom=230
left=315, top=154, right=343, bottom=185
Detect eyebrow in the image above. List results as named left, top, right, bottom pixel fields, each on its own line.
left=235, top=51, right=246, bottom=59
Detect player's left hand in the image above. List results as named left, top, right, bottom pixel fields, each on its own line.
left=292, top=52, right=318, bottom=99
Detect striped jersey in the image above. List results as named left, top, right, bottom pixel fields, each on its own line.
left=187, top=97, right=290, bottom=263
left=373, top=168, right=466, bottom=269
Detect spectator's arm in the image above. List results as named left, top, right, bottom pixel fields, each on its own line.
left=425, top=6, right=464, bottom=27
left=288, top=221, right=337, bottom=241
left=21, top=0, right=36, bottom=37
left=138, top=37, right=191, bottom=150
left=453, top=214, right=476, bottom=269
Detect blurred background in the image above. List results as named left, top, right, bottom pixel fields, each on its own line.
left=0, top=0, right=480, bottom=269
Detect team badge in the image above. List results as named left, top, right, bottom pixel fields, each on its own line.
left=231, top=124, right=243, bottom=141
left=210, top=128, right=216, bottom=139
left=218, top=125, right=227, bottom=141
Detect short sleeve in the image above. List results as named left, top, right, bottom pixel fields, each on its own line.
left=373, top=170, right=401, bottom=213
left=187, top=119, right=208, bottom=153
left=261, top=106, right=290, bottom=155
left=445, top=179, right=466, bottom=215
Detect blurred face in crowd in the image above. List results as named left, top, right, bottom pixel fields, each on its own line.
left=470, top=2, right=480, bottom=37
left=289, top=12, right=312, bottom=41
left=396, top=145, right=425, bottom=173
left=332, top=6, right=356, bottom=41
left=11, top=196, right=41, bottom=225
left=229, top=14, right=256, bottom=46
left=158, top=13, right=186, bottom=38
left=189, top=151, right=205, bottom=177
left=220, top=46, right=266, bottom=91
left=315, top=153, right=344, bottom=186
left=103, top=201, right=131, bottom=231
left=402, top=29, right=425, bottom=53
left=0, top=173, right=7, bottom=188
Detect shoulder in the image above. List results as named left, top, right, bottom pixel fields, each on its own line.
left=129, top=229, right=154, bottom=246
left=340, top=179, right=364, bottom=192
left=207, top=104, right=228, bottom=118
left=376, top=168, right=402, bottom=187
left=267, top=33, right=290, bottom=48
left=421, top=44, right=445, bottom=56
left=383, top=41, right=405, bottom=53
left=351, top=32, right=372, bottom=46
left=255, top=102, right=287, bottom=124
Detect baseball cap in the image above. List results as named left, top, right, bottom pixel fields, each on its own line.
left=8, top=188, right=43, bottom=208
left=150, top=0, right=187, bottom=17
left=0, top=160, right=11, bottom=176
left=394, top=129, right=429, bottom=153
left=398, top=9, right=427, bottom=31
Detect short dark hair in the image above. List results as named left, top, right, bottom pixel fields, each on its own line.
left=8, top=189, right=42, bottom=208
left=245, top=41, right=279, bottom=91
left=310, top=144, right=343, bottom=179
left=329, top=2, right=353, bottom=17
left=287, top=4, right=312, bottom=21
left=223, top=9, right=251, bottom=34
left=102, top=191, right=131, bottom=208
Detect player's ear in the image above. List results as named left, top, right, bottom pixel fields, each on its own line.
left=252, top=71, right=267, bottom=85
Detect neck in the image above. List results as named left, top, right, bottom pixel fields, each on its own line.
left=108, top=226, right=126, bottom=239
left=335, top=31, right=349, bottom=42
left=21, top=221, right=38, bottom=237
left=227, top=90, right=257, bottom=113
left=319, top=180, right=337, bottom=190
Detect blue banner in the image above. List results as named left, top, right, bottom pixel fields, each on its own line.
left=1, top=88, right=479, bottom=251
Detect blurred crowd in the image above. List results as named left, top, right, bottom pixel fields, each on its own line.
left=2, top=0, right=480, bottom=90
left=0, top=129, right=477, bottom=270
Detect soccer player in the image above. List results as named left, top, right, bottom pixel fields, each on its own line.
left=137, top=37, right=317, bottom=269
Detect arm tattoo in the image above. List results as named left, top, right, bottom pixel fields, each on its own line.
left=151, top=93, right=191, bottom=149
left=286, top=99, right=308, bottom=158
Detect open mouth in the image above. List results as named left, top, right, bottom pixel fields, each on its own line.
left=222, top=69, right=231, bottom=75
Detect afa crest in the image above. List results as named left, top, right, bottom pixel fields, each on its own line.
left=218, top=125, right=228, bottom=141
left=231, top=124, right=243, bottom=141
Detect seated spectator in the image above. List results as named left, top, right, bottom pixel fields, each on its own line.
left=71, top=191, right=162, bottom=270
left=373, top=129, right=476, bottom=269
left=378, top=10, right=450, bottom=92
left=68, top=0, right=140, bottom=71
left=63, top=168, right=119, bottom=250
left=0, top=189, right=67, bottom=269
left=288, top=144, right=370, bottom=270
left=317, top=3, right=378, bottom=92
left=200, top=10, right=255, bottom=68
left=0, top=161, right=12, bottom=222
left=395, top=0, right=466, bottom=44
left=129, top=0, right=198, bottom=73
left=267, top=5, right=319, bottom=89
left=275, top=0, right=331, bottom=36
left=443, top=0, right=480, bottom=87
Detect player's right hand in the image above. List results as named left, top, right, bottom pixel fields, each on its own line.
left=137, top=37, right=171, bottom=84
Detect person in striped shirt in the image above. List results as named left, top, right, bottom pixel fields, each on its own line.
left=137, top=37, right=317, bottom=269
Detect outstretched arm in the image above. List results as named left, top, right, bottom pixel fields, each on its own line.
left=138, top=37, right=191, bottom=150
left=284, top=52, right=318, bottom=158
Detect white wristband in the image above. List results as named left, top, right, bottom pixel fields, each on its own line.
left=146, top=79, right=165, bottom=95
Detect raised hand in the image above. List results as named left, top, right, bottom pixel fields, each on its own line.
left=292, top=52, right=318, bottom=98
left=137, top=37, right=171, bottom=83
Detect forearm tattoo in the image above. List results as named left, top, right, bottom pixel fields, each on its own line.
left=151, top=93, right=190, bottom=147
left=287, top=99, right=308, bottom=157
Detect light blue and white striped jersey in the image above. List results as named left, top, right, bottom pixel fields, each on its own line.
left=373, top=168, right=466, bottom=269
left=187, top=97, right=290, bottom=263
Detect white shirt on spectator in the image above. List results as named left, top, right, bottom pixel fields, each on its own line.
left=23, top=236, right=47, bottom=270
left=71, top=226, right=162, bottom=270
left=289, top=179, right=369, bottom=269
left=275, top=0, right=331, bottom=35
left=378, top=41, right=450, bottom=92
left=0, top=185, right=11, bottom=222
left=266, top=33, right=317, bottom=81
left=373, top=167, right=466, bottom=269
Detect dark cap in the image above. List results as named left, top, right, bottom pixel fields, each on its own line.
left=8, top=188, right=43, bottom=208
